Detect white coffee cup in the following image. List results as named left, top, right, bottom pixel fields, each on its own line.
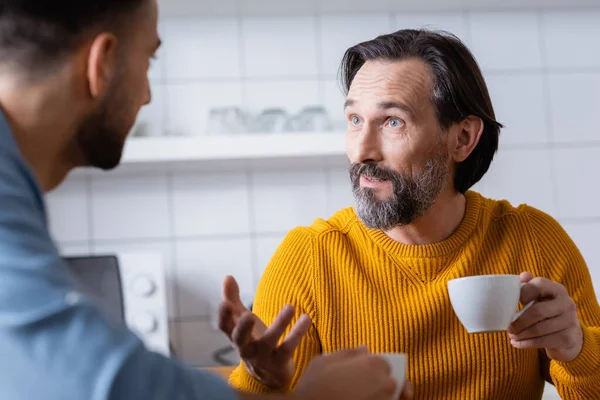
left=447, top=274, right=534, bottom=333
left=380, top=353, right=408, bottom=399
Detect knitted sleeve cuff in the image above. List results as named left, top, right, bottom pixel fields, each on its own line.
left=551, top=325, right=600, bottom=381
left=229, top=363, right=292, bottom=395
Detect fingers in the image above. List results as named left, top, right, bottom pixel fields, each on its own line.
left=231, top=313, right=258, bottom=355
left=355, top=353, right=392, bottom=375
left=401, top=381, right=414, bottom=399
left=361, top=356, right=395, bottom=396
left=262, top=305, right=296, bottom=347
left=381, top=379, right=413, bottom=400
left=509, top=299, right=564, bottom=334
left=227, top=302, right=311, bottom=363
left=218, top=301, right=236, bottom=339
left=279, top=314, right=312, bottom=359
left=510, top=313, right=572, bottom=342
left=382, top=378, right=397, bottom=396
left=520, top=277, right=565, bottom=305
left=223, top=275, right=239, bottom=301
left=375, top=355, right=392, bottom=376
left=519, top=272, right=535, bottom=283
left=223, top=275, right=247, bottom=314
left=510, top=327, right=575, bottom=350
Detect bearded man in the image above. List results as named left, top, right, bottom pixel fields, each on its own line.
left=219, top=29, right=600, bottom=400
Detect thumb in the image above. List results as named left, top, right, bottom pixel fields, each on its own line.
left=223, top=275, right=247, bottom=313
left=519, top=272, right=535, bottom=283
left=401, top=381, right=414, bottom=399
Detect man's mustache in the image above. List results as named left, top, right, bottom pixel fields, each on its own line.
left=349, top=163, right=401, bottom=183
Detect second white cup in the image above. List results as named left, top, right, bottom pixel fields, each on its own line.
left=380, top=353, right=408, bottom=399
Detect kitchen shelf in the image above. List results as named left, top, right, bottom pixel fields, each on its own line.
left=71, top=133, right=349, bottom=176
left=67, top=132, right=349, bottom=175
left=122, top=132, right=345, bottom=164
left=158, top=0, right=599, bottom=18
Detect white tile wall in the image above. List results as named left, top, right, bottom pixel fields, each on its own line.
left=241, top=16, right=318, bottom=78
left=469, top=11, right=543, bottom=71
left=479, top=149, right=556, bottom=216
left=46, top=177, right=90, bottom=243
left=171, top=171, right=251, bottom=236
left=90, top=174, right=171, bottom=241
left=319, top=13, right=393, bottom=77
left=485, top=74, right=550, bottom=145
left=542, top=9, right=600, bottom=69
left=547, top=72, right=600, bottom=144
left=175, top=238, right=254, bottom=318
left=163, top=18, right=242, bottom=80
left=237, top=0, right=316, bottom=16
left=251, top=167, right=328, bottom=233
left=553, top=148, right=600, bottom=219
left=48, top=9, right=600, bottom=368
left=395, top=11, right=470, bottom=44
left=160, top=0, right=237, bottom=18
left=243, top=80, right=321, bottom=117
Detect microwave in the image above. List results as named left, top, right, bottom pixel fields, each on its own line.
left=63, top=252, right=170, bottom=356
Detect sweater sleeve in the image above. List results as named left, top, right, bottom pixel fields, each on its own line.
left=229, top=227, right=322, bottom=394
left=526, top=207, right=600, bottom=398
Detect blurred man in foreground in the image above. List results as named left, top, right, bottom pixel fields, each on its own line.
left=0, top=1, right=409, bottom=399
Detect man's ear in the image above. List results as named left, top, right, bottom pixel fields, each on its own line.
left=449, top=115, right=484, bottom=163
left=86, top=33, right=118, bottom=99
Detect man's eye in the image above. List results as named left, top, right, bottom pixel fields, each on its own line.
left=388, top=118, right=404, bottom=128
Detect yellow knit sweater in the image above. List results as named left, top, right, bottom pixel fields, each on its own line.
left=230, top=191, right=600, bottom=399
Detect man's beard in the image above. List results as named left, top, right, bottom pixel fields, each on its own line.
left=75, top=72, right=134, bottom=170
left=350, top=149, right=450, bottom=230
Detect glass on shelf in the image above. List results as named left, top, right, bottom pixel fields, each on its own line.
left=286, top=105, right=333, bottom=133
left=248, top=108, right=289, bottom=133
left=206, top=107, right=248, bottom=135
left=201, top=105, right=340, bottom=135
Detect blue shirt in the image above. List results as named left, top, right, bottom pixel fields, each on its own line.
left=0, top=113, right=237, bottom=400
